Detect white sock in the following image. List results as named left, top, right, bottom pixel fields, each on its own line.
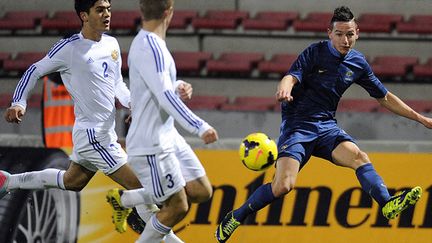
left=120, top=188, right=155, bottom=208
left=164, top=231, right=185, bottom=243
left=136, top=215, right=170, bottom=243
left=7, top=169, right=65, bottom=190
left=135, top=205, right=183, bottom=243
left=136, top=204, right=159, bottom=223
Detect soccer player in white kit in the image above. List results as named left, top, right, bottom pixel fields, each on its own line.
left=106, top=0, right=219, bottom=242
left=1, top=0, right=160, bottom=235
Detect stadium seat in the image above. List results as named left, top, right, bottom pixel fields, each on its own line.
left=206, top=52, right=264, bottom=75
left=3, top=52, right=45, bottom=73
left=192, top=10, right=249, bottom=30
left=0, top=11, right=47, bottom=31
left=397, top=15, right=432, bottom=34
left=258, top=54, right=297, bottom=77
left=172, top=51, right=213, bottom=74
left=242, top=11, right=299, bottom=31
left=41, top=11, right=81, bottom=33
left=169, top=10, right=198, bottom=29
left=413, top=58, right=432, bottom=78
left=0, top=93, right=12, bottom=108
left=292, top=12, right=332, bottom=32
left=371, top=56, right=419, bottom=77
left=185, top=95, right=228, bottom=110
left=404, top=100, right=432, bottom=113
left=338, top=99, right=380, bottom=113
left=0, top=52, right=11, bottom=68
left=27, top=93, right=42, bottom=108
left=220, top=96, right=276, bottom=112
left=110, top=11, right=140, bottom=31
left=357, top=13, right=403, bottom=33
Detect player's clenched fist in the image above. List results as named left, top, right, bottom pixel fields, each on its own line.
left=4, top=106, right=25, bottom=123
left=177, top=81, right=193, bottom=101
left=201, top=128, right=218, bottom=144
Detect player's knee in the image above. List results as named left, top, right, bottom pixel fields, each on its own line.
left=272, top=179, right=295, bottom=197
left=188, top=186, right=212, bottom=203
left=355, top=150, right=370, bottom=165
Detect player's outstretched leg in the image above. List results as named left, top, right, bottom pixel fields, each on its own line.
left=0, top=171, right=10, bottom=199
left=382, top=186, right=422, bottom=219
left=215, top=211, right=240, bottom=243
left=106, top=188, right=132, bottom=233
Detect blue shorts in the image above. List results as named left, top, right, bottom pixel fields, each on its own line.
left=277, top=119, right=355, bottom=168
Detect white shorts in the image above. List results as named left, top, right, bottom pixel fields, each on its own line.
left=129, top=152, right=186, bottom=204
left=70, top=128, right=127, bottom=175
left=128, top=136, right=206, bottom=203
left=174, top=136, right=206, bottom=182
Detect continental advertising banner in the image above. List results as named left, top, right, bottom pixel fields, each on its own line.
left=78, top=150, right=432, bottom=243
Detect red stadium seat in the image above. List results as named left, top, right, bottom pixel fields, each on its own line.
left=371, top=56, right=418, bottom=77
left=404, top=100, right=432, bottom=113
left=397, top=15, right=432, bottom=34
left=413, top=58, right=432, bottom=78
left=220, top=96, right=276, bottom=112
left=0, top=93, right=12, bottom=108
left=169, top=10, right=198, bottom=29
left=243, top=11, right=298, bottom=31
left=110, top=11, right=140, bottom=30
left=206, top=52, right=264, bottom=75
left=3, top=52, right=46, bottom=72
left=338, top=99, right=380, bottom=113
left=27, top=93, right=42, bottom=108
left=172, top=51, right=213, bottom=74
left=0, top=11, right=47, bottom=30
left=358, top=13, right=403, bottom=33
left=293, top=12, right=332, bottom=32
left=0, top=52, right=11, bottom=68
left=192, top=10, right=249, bottom=30
left=258, top=54, right=297, bottom=77
left=185, top=95, right=228, bottom=110
left=41, top=11, right=81, bottom=32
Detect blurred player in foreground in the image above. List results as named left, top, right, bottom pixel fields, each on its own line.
left=215, top=6, right=432, bottom=242
left=1, top=0, right=162, bottom=236
left=106, top=0, right=219, bottom=242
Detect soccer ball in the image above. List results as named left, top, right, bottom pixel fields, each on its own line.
left=239, top=133, right=278, bottom=171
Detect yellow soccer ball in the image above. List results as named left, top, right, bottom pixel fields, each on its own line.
left=239, top=132, right=278, bottom=171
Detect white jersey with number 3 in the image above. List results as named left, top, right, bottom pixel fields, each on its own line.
left=127, top=29, right=211, bottom=155
left=11, top=32, right=130, bottom=130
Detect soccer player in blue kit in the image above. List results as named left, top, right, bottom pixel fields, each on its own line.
left=215, top=6, right=432, bottom=242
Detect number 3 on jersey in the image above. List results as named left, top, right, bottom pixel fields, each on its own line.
left=102, top=62, right=109, bottom=78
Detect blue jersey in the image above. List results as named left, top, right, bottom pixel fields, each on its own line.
left=283, top=40, right=388, bottom=121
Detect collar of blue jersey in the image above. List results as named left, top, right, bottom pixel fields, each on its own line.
left=326, top=40, right=352, bottom=59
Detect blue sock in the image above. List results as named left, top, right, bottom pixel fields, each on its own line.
left=233, top=183, right=276, bottom=222
left=356, top=163, right=391, bottom=206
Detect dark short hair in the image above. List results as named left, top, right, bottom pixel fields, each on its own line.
left=74, top=0, right=111, bottom=17
left=330, top=6, right=356, bottom=28
left=139, top=0, right=172, bottom=21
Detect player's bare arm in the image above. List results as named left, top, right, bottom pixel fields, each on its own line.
left=4, top=105, right=25, bottom=123
left=276, top=75, right=297, bottom=102
left=377, top=92, right=432, bottom=128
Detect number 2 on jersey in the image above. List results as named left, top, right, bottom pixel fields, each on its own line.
left=102, top=62, right=109, bottom=78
